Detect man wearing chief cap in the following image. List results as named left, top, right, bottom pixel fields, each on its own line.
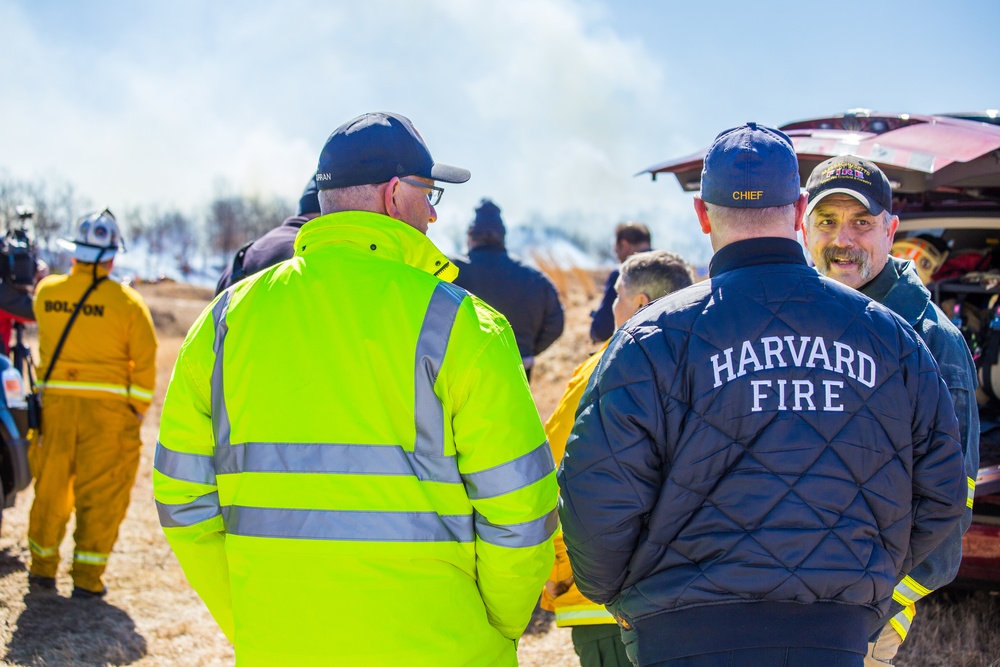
left=803, top=155, right=979, bottom=666
left=155, top=112, right=557, bottom=665
left=558, top=123, right=965, bottom=666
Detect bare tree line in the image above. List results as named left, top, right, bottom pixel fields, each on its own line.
left=0, top=172, right=291, bottom=276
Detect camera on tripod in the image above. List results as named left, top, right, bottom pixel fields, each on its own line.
left=2, top=205, right=40, bottom=288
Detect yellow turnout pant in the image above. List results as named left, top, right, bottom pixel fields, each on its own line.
left=28, top=394, right=142, bottom=592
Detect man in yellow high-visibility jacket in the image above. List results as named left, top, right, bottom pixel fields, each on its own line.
left=154, top=112, right=558, bottom=666
left=542, top=250, right=694, bottom=667
left=28, top=209, right=158, bottom=598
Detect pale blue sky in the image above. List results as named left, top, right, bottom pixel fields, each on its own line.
left=1, top=0, right=997, bottom=263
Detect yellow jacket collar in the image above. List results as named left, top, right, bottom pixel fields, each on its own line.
left=294, top=211, right=458, bottom=282
left=69, top=262, right=112, bottom=279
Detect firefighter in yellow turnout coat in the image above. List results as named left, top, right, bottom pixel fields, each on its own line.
left=154, top=113, right=557, bottom=666
left=542, top=250, right=693, bottom=667
left=28, top=210, right=157, bottom=598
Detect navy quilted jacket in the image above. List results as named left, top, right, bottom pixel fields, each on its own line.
left=558, top=238, right=967, bottom=629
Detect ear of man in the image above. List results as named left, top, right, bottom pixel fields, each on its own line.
left=381, top=177, right=402, bottom=219
left=792, top=192, right=808, bottom=234
left=694, top=197, right=711, bottom=235
left=886, top=214, right=900, bottom=238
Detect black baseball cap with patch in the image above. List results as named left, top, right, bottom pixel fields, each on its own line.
left=805, top=155, right=893, bottom=216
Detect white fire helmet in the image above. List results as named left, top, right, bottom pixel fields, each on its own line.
left=57, top=209, right=122, bottom=263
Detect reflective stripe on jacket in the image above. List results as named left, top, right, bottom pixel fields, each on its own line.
left=154, top=212, right=558, bottom=667
left=539, top=341, right=615, bottom=626
left=34, top=263, right=158, bottom=414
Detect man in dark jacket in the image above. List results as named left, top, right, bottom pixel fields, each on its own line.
left=452, top=199, right=564, bottom=379
left=0, top=283, right=34, bottom=323
left=803, top=156, right=980, bottom=666
left=589, top=222, right=651, bottom=343
left=215, top=177, right=321, bottom=295
left=0, top=255, right=46, bottom=355
left=558, top=123, right=967, bottom=667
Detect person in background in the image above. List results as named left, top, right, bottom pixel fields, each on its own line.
left=590, top=222, right=651, bottom=343
left=0, top=282, right=37, bottom=349
left=452, top=198, right=564, bottom=379
left=542, top=249, right=694, bottom=667
left=802, top=155, right=979, bottom=667
left=0, top=206, right=46, bottom=349
left=154, top=112, right=557, bottom=665
left=558, top=123, right=966, bottom=667
left=215, top=176, right=322, bottom=294
left=28, top=209, right=157, bottom=599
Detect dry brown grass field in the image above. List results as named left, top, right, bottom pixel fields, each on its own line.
left=0, top=271, right=997, bottom=666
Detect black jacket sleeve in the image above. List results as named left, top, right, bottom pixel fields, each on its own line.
left=589, top=270, right=618, bottom=343
left=533, top=281, right=565, bottom=356
left=0, top=281, right=35, bottom=321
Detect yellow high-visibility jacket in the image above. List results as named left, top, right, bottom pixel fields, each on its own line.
left=35, top=263, right=157, bottom=415
left=540, top=342, right=617, bottom=627
left=154, top=212, right=558, bottom=667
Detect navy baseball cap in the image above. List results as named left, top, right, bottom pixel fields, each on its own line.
left=700, top=122, right=801, bottom=208
left=805, top=155, right=893, bottom=216
left=296, top=175, right=320, bottom=216
left=315, top=112, right=471, bottom=189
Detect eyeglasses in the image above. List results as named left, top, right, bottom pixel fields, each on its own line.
left=400, top=178, right=444, bottom=206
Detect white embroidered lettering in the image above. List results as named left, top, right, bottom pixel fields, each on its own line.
left=761, top=336, right=787, bottom=369
left=785, top=336, right=811, bottom=366
left=823, top=380, right=844, bottom=412
left=857, top=351, right=876, bottom=388
left=793, top=380, right=816, bottom=411
left=776, top=379, right=788, bottom=410
left=833, top=342, right=856, bottom=379
left=807, top=337, right=833, bottom=370
left=751, top=380, right=770, bottom=412
left=712, top=348, right=736, bottom=388
left=737, top=340, right=763, bottom=377
left=707, top=335, right=878, bottom=413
